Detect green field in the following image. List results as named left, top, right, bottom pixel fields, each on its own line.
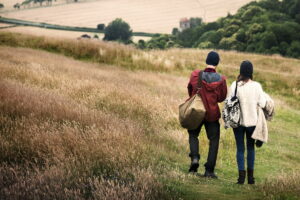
left=0, top=32, right=299, bottom=199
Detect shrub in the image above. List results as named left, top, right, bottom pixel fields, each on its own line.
left=261, top=31, right=278, bottom=49
left=172, top=28, right=179, bottom=36
left=97, top=24, right=105, bottom=31
left=241, top=5, right=265, bottom=21
left=137, top=39, right=146, bottom=49
left=236, top=29, right=246, bottom=42
left=189, top=17, right=202, bottom=28
left=103, top=18, right=132, bottom=43
left=287, top=41, right=300, bottom=58
left=279, top=41, right=289, bottom=55
left=195, top=30, right=222, bottom=46
left=224, top=24, right=240, bottom=37
left=197, top=41, right=214, bottom=49
left=219, top=37, right=238, bottom=50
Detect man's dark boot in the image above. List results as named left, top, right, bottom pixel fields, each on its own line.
left=203, top=170, right=218, bottom=179
left=188, top=158, right=199, bottom=173
left=247, top=169, right=255, bottom=184
left=237, top=170, right=246, bottom=184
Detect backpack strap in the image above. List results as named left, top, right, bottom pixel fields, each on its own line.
left=234, top=81, right=238, bottom=98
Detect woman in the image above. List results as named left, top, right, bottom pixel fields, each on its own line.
left=230, top=60, right=266, bottom=185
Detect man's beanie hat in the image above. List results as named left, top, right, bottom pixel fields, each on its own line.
left=240, top=60, right=253, bottom=78
left=206, top=51, right=220, bottom=66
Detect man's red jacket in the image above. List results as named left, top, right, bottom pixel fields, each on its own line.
left=187, top=68, right=227, bottom=122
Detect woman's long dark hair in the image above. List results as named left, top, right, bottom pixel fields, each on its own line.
left=237, top=74, right=252, bottom=82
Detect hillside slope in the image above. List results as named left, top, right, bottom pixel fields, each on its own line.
left=0, top=36, right=300, bottom=199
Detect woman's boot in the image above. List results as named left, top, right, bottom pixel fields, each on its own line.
left=247, top=169, right=255, bottom=184
left=237, top=170, right=246, bottom=184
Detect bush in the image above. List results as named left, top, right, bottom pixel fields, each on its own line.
left=261, top=31, right=278, bottom=49
left=236, top=29, right=246, bottom=42
left=189, top=17, right=202, bottom=28
left=219, top=37, right=238, bottom=50
left=224, top=24, right=239, bottom=37
left=197, top=41, right=214, bottom=49
left=287, top=41, right=300, bottom=58
left=97, top=24, right=105, bottom=31
left=137, top=39, right=146, bottom=49
left=195, top=30, right=222, bottom=46
left=172, top=28, right=179, bottom=36
left=103, top=18, right=132, bottom=43
left=279, top=42, right=289, bottom=55
left=241, top=6, right=265, bottom=21
left=0, top=3, right=4, bottom=8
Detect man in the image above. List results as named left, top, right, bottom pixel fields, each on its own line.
left=187, top=51, right=227, bottom=178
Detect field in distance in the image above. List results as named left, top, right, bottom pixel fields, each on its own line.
left=1, top=0, right=253, bottom=33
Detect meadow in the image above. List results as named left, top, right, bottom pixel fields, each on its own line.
left=1, top=0, right=253, bottom=33
left=0, top=25, right=151, bottom=42
left=0, top=32, right=300, bottom=199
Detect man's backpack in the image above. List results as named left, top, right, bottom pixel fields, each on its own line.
left=222, top=81, right=240, bottom=129
left=179, top=71, right=206, bottom=130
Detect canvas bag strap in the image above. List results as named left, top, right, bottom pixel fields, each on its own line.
left=197, top=70, right=203, bottom=92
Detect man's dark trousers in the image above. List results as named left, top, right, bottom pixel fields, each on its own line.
left=188, top=121, right=220, bottom=172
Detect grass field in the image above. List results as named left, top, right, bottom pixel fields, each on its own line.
left=0, top=25, right=151, bottom=42
left=0, top=32, right=300, bottom=199
left=0, top=0, right=253, bottom=33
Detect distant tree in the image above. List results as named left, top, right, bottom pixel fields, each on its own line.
left=287, top=41, right=300, bottom=58
left=219, top=37, right=237, bottom=50
left=241, top=6, right=265, bottom=21
left=282, top=0, right=300, bottom=18
left=197, top=41, right=214, bottom=49
left=224, top=24, right=239, bottom=37
left=97, top=24, right=105, bottom=31
left=172, top=28, right=179, bottom=35
left=195, top=30, right=221, bottom=46
left=137, top=39, right=146, bottom=49
left=236, top=29, right=246, bottom=42
left=103, top=18, right=132, bottom=43
left=259, top=0, right=281, bottom=11
left=13, top=3, right=21, bottom=9
left=279, top=41, right=289, bottom=55
left=261, top=31, right=278, bottom=49
left=0, top=3, right=4, bottom=9
left=296, top=13, right=300, bottom=23
left=34, top=0, right=44, bottom=6
left=189, top=17, right=202, bottom=28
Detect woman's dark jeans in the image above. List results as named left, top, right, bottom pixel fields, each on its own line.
left=188, top=121, right=220, bottom=172
left=233, top=126, right=256, bottom=170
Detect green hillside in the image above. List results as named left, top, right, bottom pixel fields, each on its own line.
left=144, top=0, right=300, bottom=59
left=0, top=32, right=300, bottom=199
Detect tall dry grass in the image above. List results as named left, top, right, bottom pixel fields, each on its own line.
left=260, top=171, right=300, bottom=200
left=1, top=33, right=300, bottom=199
left=0, top=46, right=190, bottom=199
left=1, top=32, right=299, bottom=108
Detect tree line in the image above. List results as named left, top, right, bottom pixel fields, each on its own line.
left=141, top=0, right=300, bottom=59
left=12, top=0, right=79, bottom=9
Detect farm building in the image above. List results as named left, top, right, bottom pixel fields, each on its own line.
left=179, top=18, right=190, bottom=30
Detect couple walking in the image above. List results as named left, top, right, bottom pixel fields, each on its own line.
left=186, top=51, right=269, bottom=184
